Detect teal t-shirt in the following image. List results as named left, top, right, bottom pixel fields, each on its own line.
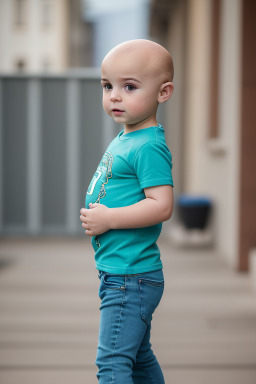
left=85, top=124, right=174, bottom=274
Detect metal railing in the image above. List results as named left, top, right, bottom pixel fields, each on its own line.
left=0, top=69, right=166, bottom=236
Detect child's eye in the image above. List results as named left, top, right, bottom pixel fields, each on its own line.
left=125, top=84, right=136, bottom=92
left=102, top=83, right=112, bottom=90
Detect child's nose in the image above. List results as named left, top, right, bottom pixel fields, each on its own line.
left=110, top=90, right=121, bottom=102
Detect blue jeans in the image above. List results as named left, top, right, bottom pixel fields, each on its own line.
left=96, top=269, right=165, bottom=384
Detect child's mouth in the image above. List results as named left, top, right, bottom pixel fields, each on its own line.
left=112, top=109, right=124, bottom=116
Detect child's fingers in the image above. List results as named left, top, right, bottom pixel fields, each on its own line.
left=89, top=203, right=100, bottom=208
left=85, top=229, right=93, bottom=236
left=80, top=214, right=87, bottom=222
left=80, top=208, right=88, bottom=216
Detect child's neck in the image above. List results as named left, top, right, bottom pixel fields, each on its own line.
left=124, top=118, right=158, bottom=135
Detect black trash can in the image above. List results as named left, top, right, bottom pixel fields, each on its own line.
left=177, top=195, right=212, bottom=230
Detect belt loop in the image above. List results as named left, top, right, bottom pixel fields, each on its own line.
left=98, top=270, right=103, bottom=279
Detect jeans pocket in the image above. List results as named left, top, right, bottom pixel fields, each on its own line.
left=139, top=278, right=164, bottom=325
left=98, top=273, right=126, bottom=300
left=103, top=274, right=125, bottom=290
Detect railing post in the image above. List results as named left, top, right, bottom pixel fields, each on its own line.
left=27, top=78, right=42, bottom=234
left=0, top=80, right=3, bottom=233
left=67, top=78, right=80, bottom=234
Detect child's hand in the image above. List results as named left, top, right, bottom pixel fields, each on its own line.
left=80, top=203, right=110, bottom=236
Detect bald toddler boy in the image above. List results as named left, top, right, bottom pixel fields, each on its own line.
left=80, top=39, right=174, bottom=384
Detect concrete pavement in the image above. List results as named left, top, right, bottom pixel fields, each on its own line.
left=0, top=235, right=256, bottom=383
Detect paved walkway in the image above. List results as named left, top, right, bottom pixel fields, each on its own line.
left=0, top=236, right=256, bottom=383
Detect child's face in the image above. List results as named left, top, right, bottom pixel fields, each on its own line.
left=101, top=52, right=163, bottom=132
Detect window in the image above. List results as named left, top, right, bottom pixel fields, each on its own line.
left=42, top=59, right=51, bottom=72
left=41, top=0, right=53, bottom=27
left=14, top=0, right=28, bottom=26
left=15, top=58, right=27, bottom=72
left=209, top=0, right=221, bottom=139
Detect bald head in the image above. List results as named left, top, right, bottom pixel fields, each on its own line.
left=100, top=39, right=174, bottom=131
left=102, top=39, right=174, bottom=82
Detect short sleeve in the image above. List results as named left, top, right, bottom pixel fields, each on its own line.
left=134, top=142, right=174, bottom=189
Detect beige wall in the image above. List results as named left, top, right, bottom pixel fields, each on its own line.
left=165, top=0, right=187, bottom=196
left=0, top=0, right=68, bottom=72
left=166, top=0, right=242, bottom=269
left=216, top=0, right=242, bottom=267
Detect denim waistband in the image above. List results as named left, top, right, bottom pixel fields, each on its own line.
left=98, top=269, right=163, bottom=278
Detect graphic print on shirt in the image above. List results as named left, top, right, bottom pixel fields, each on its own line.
left=87, top=151, right=113, bottom=249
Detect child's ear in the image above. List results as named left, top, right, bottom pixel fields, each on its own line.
left=158, top=82, right=174, bottom=103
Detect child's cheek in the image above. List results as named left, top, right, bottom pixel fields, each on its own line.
left=130, top=100, right=147, bottom=115
left=102, top=99, right=109, bottom=114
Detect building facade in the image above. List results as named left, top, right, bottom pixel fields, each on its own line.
left=0, top=0, right=92, bottom=73
left=150, top=0, right=256, bottom=272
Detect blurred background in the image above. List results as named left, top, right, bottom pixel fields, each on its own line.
left=0, top=0, right=256, bottom=383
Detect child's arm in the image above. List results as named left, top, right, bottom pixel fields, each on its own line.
left=80, top=185, right=173, bottom=236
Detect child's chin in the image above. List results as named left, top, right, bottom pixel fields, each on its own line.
left=112, top=116, right=126, bottom=124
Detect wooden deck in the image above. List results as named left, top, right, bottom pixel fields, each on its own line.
left=0, top=236, right=256, bottom=383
